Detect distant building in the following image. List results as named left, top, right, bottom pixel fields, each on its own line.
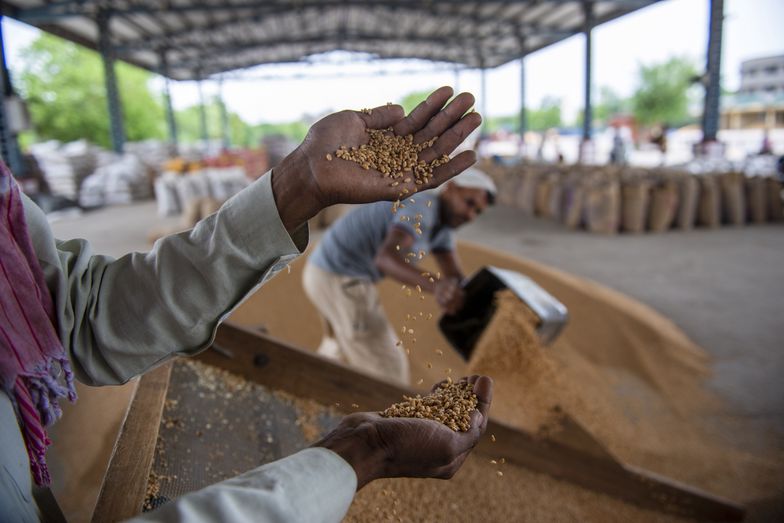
left=721, top=54, right=784, bottom=130
left=739, top=55, right=784, bottom=98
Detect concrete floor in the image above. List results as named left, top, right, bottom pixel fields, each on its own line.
left=50, top=200, right=784, bottom=436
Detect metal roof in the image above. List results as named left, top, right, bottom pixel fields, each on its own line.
left=3, top=1, right=661, bottom=81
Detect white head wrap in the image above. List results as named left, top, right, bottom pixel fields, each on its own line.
left=448, top=166, right=497, bottom=197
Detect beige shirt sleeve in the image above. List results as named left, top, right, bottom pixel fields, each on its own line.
left=23, top=171, right=308, bottom=385
left=127, top=448, right=357, bottom=523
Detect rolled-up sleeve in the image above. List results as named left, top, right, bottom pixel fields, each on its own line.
left=25, top=171, right=308, bottom=385
left=127, top=448, right=357, bottom=523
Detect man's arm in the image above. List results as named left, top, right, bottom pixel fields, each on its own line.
left=127, top=448, right=356, bottom=523
left=24, top=176, right=308, bottom=386
left=375, top=229, right=466, bottom=314
left=130, top=376, right=493, bottom=523
left=432, top=250, right=465, bottom=282
left=432, top=250, right=466, bottom=315
left=25, top=89, right=482, bottom=386
left=374, top=226, right=438, bottom=292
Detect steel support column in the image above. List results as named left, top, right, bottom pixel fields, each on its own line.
left=480, top=66, right=488, bottom=127
left=702, top=0, right=724, bottom=142
left=519, top=56, right=527, bottom=139
left=218, top=78, right=230, bottom=149
left=97, top=10, right=125, bottom=153
left=159, top=50, right=178, bottom=151
left=582, top=1, right=594, bottom=143
left=0, top=16, right=24, bottom=175
left=197, top=79, right=208, bottom=144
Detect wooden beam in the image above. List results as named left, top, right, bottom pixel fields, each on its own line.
left=199, top=325, right=412, bottom=413
left=92, top=363, right=172, bottom=523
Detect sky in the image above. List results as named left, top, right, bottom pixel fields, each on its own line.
left=3, top=0, right=784, bottom=125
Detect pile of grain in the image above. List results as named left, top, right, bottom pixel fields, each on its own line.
left=347, top=454, right=688, bottom=523
left=380, top=379, right=477, bottom=432
left=468, top=290, right=562, bottom=432
left=466, top=289, right=784, bottom=505
left=334, top=129, right=449, bottom=187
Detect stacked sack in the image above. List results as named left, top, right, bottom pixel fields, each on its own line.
left=29, top=140, right=99, bottom=201
left=153, top=167, right=249, bottom=218
left=480, top=160, right=783, bottom=235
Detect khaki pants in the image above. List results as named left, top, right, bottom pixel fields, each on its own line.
left=302, top=262, right=410, bottom=385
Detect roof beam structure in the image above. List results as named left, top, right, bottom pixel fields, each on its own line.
left=113, top=7, right=569, bottom=53
left=4, top=1, right=663, bottom=80
left=16, top=1, right=658, bottom=21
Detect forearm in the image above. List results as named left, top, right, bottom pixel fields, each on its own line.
left=434, top=251, right=464, bottom=281
left=28, top=176, right=308, bottom=385
left=375, top=252, right=437, bottom=293
left=314, top=419, right=384, bottom=490
left=128, top=448, right=356, bottom=523
left=270, top=147, right=322, bottom=233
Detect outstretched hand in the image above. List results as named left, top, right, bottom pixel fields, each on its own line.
left=271, top=86, right=482, bottom=231
left=315, top=375, right=493, bottom=489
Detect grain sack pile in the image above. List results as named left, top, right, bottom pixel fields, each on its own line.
left=480, top=160, right=784, bottom=234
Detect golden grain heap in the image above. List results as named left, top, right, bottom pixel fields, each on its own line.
left=379, top=379, right=478, bottom=432
left=333, top=129, right=450, bottom=187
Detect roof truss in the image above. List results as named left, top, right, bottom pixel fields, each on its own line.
left=3, top=1, right=661, bottom=80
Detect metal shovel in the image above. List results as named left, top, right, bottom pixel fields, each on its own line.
left=438, top=266, right=569, bottom=360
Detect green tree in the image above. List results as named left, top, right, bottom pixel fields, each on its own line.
left=480, top=97, right=562, bottom=134
left=399, top=90, right=435, bottom=114
left=594, top=86, right=628, bottom=124
left=573, top=86, right=630, bottom=128
left=484, top=114, right=519, bottom=133
left=174, top=100, right=220, bottom=145
left=17, top=34, right=166, bottom=148
left=169, top=97, right=309, bottom=148
left=168, top=96, right=269, bottom=147
left=528, top=97, right=562, bottom=131
left=252, top=121, right=310, bottom=144
left=631, top=57, right=698, bottom=127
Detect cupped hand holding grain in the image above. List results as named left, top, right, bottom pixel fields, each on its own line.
left=271, top=86, right=482, bottom=232
left=314, top=375, right=493, bottom=489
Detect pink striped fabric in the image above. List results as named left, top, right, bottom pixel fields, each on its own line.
left=0, top=160, right=76, bottom=486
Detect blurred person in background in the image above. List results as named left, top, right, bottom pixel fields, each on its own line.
left=303, top=158, right=496, bottom=386
left=609, top=127, right=628, bottom=166
left=759, top=129, right=773, bottom=156
left=651, top=124, right=669, bottom=165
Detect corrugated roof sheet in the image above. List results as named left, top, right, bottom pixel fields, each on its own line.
left=4, top=1, right=661, bottom=80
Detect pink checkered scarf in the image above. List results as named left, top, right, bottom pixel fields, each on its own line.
left=0, top=160, right=76, bottom=486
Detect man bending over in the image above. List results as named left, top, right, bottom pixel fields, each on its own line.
left=304, top=168, right=496, bottom=385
